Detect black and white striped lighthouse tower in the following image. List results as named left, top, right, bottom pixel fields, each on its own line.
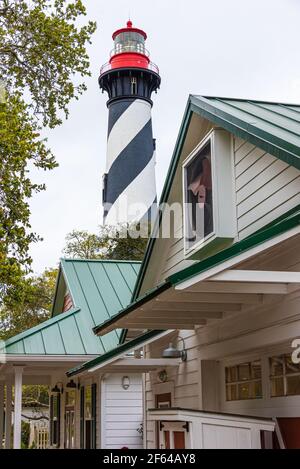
left=99, top=20, right=161, bottom=225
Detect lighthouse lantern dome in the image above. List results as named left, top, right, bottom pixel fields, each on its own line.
left=111, top=21, right=148, bottom=58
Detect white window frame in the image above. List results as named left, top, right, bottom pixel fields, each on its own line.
left=220, top=346, right=300, bottom=415
left=182, top=128, right=236, bottom=260
left=269, top=353, right=300, bottom=398
left=225, top=360, right=263, bottom=402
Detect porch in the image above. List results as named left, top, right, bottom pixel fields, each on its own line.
left=0, top=356, right=95, bottom=449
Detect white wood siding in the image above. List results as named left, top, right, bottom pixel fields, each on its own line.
left=234, top=138, right=300, bottom=239
left=102, top=374, right=143, bottom=449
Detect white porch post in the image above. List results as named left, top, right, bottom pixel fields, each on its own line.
left=13, top=366, right=23, bottom=449
left=5, top=380, right=12, bottom=449
left=0, top=383, right=4, bottom=449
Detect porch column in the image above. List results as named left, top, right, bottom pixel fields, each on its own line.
left=5, top=380, right=12, bottom=449
left=0, top=383, right=4, bottom=449
left=13, top=366, right=23, bottom=449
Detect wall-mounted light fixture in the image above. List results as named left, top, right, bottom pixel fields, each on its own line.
left=66, top=379, right=77, bottom=389
left=162, top=336, right=187, bottom=362
left=122, top=376, right=130, bottom=390
left=51, top=382, right=64, bottom=394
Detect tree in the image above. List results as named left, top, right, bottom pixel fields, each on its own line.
left=0, top=94, right=57, bottom=302
left=0, top=268, right=57, bottom=340
left=63, top=224, right=149, bottom=261
left=0, top=1, right=96, bottom=303
left=0, top=0, right=96, bottom=128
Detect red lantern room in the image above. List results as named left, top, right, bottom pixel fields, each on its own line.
left=99, top=20, right=160, bottom=106
left=100, top=20, right=159, bottom=76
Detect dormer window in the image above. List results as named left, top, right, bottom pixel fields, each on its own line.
left=183, top=129, right=236, bottom=259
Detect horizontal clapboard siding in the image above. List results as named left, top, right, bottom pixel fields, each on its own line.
left=102, top=374, right=143, bottom=449
left=235, top=138, right=300, bottom=240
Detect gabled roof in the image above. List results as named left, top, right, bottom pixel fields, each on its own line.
left=119, top=96, right=300, bottom=343
left=3, top=259, right=141, bottom=355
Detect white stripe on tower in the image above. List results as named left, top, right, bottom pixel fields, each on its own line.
left=106, top=99, right=151, bottom=172
left=104, top=98, right=157, bottom=225
left=105, top=154, right=157, bottom=225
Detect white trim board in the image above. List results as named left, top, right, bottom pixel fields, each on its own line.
left=176, top=226, right=300, bottom=291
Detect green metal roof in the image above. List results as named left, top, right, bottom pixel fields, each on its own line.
left=191, top=96, right=300, bottom=170
left=120, top=96, right=300, bottom=343
left=95, top=205, right=300, bottom=337
left=3, top=259, right=141, bottom=355
left=67, top=330, right=164, bottom=377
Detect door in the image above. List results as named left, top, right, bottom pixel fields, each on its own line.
left=159, top=421, right=188, bottom=449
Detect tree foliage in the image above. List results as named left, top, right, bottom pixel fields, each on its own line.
left=0, top=94, right=57, bottom=301
left=0, top=0, right=96, bottom=127
left=0, top=268, right=57, bottom=340
left=0, top=0, right=96, bottom=303
left=63, top=224, right=149, bottom=261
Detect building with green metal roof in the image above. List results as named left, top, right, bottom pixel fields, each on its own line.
left=68, top=95, right=300, bottom=449
left=3, top=259, right=140, bottom=356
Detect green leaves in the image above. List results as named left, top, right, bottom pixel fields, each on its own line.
left=63, top=225, right=149, bottom=262
left=0, top=94, right=57, bottom=301
left=0, top=1, right=96, bottom=305
left=0, top=267, right=57, bottom=340
left=0, top=0, right=96, bottom=127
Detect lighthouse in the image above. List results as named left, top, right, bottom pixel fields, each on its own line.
left=99, top=20, right=161, bottom=225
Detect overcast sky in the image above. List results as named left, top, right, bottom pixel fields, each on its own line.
left=28, top=0, right=300, bottom=274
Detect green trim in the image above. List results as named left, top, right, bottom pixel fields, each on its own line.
left=93, top=282, right=170, bottom=336
left=95, top=209, right=300, bottom=338
left=67, top=330, right=164, bottom=377
left=4, top=308, right=81, bottom=346
left=51, top=266, right=63, bottom=318
left=247, top=204, right=300, bottom=237
left=169, top=209, right=300, bottom=285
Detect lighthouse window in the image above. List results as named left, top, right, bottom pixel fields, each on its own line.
left=114, top=32, right=145, bottom=55
left=131, top=77, right=137, bottom=95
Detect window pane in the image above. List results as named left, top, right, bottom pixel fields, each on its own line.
left=285, top=355, right=300, bottom=375
left=226, top=384, right=237, bottom=401
left=270, top=377, right=284, bottom=397
left=238, top=363, right=251, bottom=381
left=254, top=380, right=263, bottom=399
left=286, top=375, right=300, bottom=396
left=226, top=366, right=238, bottom=383
left=53, top=395, right=58, bottom=419
left=66, top=390, right=76, bottom=407
left=269, top=356, right=284, bottom=377
left=85, top=385, right=92, bottom=420
left=251, top=361, right=262, bottom=379
left=238, top=382, right=251, bottom=400
left=184, top=141, right=213, bottom=248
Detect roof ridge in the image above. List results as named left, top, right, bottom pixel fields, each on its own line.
left=60, top=258, right=141, bottom=264
left=199, top=95, right=300, bottom=107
